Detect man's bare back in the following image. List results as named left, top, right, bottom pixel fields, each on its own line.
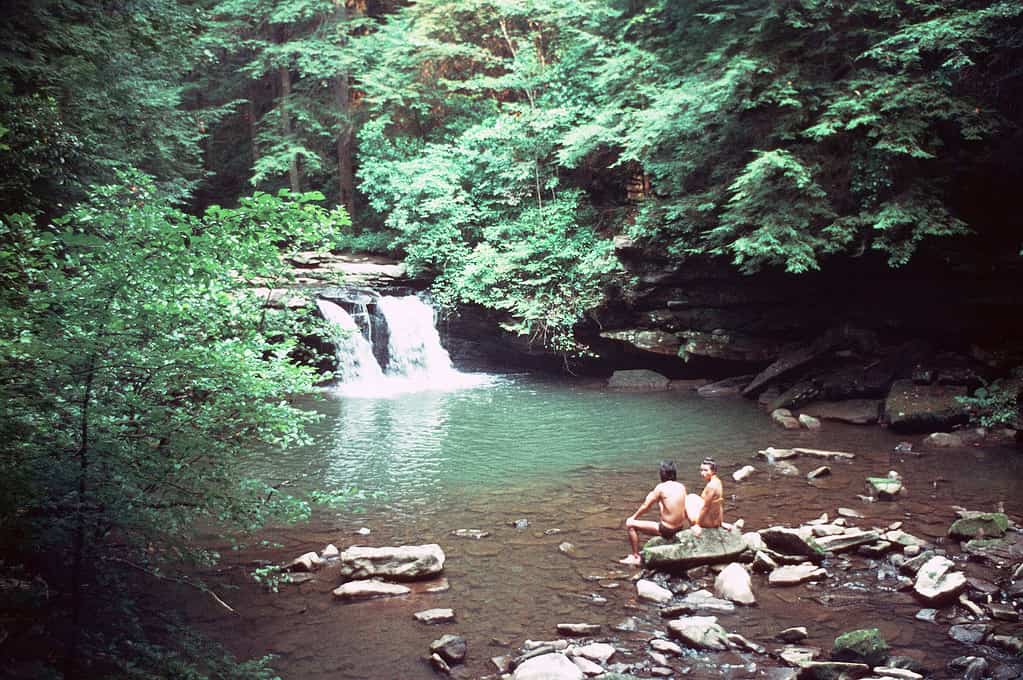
left=652, top=480, right=688, bottom=529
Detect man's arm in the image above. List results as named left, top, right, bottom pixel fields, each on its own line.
left=630, top=487, right=661, bottom=520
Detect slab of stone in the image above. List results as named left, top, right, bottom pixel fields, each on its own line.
left=332, top=579, right=411, bottom=601
left=801, top=400, right=881, bottom=425
left=728, top=633, right=766, bottom=654
left=338, top=544, right=445, bottom=581
left=923, top=432, right=964, bottom=448
left=697, top=374, right=755, bottom=397
left=833, top=628, right=889, bottom=667
left=570, top=655, right=604, bottom=676
left=450, top=528, right=490, bottom=539
left=415, top=608, right=456, bottom=624
left=807, top=466, right=832, bottom=480
left=778, top=645, right=821, bottom=667
left=289, top=551, right=325, bottom=572
left=513, top=652, right=584, bottom=680
left=777, top=627, right=809, bottom=643
left=556, top=623, right=601, bottom=636
left=757, top=447, right=800, bottom=461
left=948, top=513, right=1009, bottom=540
left=759, top=527, right=827, bottom=563
left=714, top=562, right=756, bottom=605
left=769, top=564, right=828, bottom=586
left=636, top=579, right=673, bottom=604
left=948, top=623, right=990, bottom=645
left=799, top=414, right=822, bottom=430
left=430, top=634, right=467, bottom=664
left=962, top=533, right=1023, bottom=566
left=641, top=527, right=748, bottom=569
left=606, top=369, right=670, bottom=390
left=913, top=555, right=966, bottom=604
left=986, top=603, right=1019, bottom=621
left=650, top=639, right=683, bottom=656
left=661, top=588, right=736, bottom=616
left=666, top=615, right=730, bottom=651
left=883, top=530, right=926, bottom=548
left=815, top=530, right=882, bottom=554
left=753, top=550, right=780, bottom=573
left=733, top=465, right=757, bottom=482
left=866, top=477, right=902, bottom=501
left=570, top=642, right=616, bottom=664
left=796, top=661, right=871, bottom=679
left=857, top=541, right=894, bottom=557
left=883, top=379, right=969, bottom=433
left=837, top=507, right=864, bottom=519
left=792, top=447, right=855, bottom=460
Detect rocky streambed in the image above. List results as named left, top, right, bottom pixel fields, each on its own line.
left=170, top=433, right=1023, bottom=680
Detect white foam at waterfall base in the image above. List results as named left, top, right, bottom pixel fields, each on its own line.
left=319, top=296, right=495, bottom=398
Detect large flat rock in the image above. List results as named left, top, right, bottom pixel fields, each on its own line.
left=641, top=528, right=748, bottom=570
left=338, top=544, right=445, bottom=581
left=882, top=379, right=970, bottom=433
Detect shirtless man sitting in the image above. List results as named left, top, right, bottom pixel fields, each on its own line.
left=619, top=460, right=688, bottom=566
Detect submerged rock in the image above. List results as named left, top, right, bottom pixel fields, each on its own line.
left=759, top=527, right=827, bottom=563
left=769, top=564, right=828, bottom=586
left=332, top=579, right=411, bottom=600
left=832, top=628, right=888, bottom=667
left=948, top=512, right=1010, bottom=540
left=606, top=369, right=670, bottom=390
left=801, top=399, right=881, bottom=425
left=641, top=528, right=747, bottom=570
left=513, top=652, right=584, bottom=680
left=883, top=379, right=969, bottom=433
left=430, top=634, right=467, bottom=665
left=338, top=544, right=445, bottom=581
left=795, top=660, right=871, bottom=679
left=733, top=465, right=757, bottom=482
left=666, top=615, right=730, bottom=650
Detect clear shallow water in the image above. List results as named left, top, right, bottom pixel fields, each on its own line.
left=267, top=375, right=778, bottom=516
left=176, top=373, right=1023, bottom=680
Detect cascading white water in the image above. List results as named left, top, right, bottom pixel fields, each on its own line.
left=376, top=296, right=459, bottom=379
left=315, top=299, right=385, bottom=383
left=318, top=294, right=489, bottom=396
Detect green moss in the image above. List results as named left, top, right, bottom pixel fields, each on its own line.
left=948, top=513, right=1010, bottom=540
left=832, top=627, right=889, bottom=667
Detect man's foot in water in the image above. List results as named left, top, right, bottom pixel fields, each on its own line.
left=618, top=554, right=641, bottom=566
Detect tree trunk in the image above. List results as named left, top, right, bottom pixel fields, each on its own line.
left=279, top=65, right=301, bottom=193
left=333, top=0, right=356, bottom=216
left=275, top=25, right=301, bottom=193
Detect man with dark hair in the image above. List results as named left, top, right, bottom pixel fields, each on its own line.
left=689, top=457, right=723, bottom=537
left=619, top=460, right=688, bottom=566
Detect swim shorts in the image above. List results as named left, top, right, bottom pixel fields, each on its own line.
left=658, top=522, right=682, bottom=540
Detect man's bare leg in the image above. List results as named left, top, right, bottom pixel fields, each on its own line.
left=620, top=518, right=660, bottom=565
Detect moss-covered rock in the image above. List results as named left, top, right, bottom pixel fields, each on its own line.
left=831, top=628, right=889, bottom=667
left=948, top=512, right=1010, bottom=540
left=641, top=528, right=747, bottom=570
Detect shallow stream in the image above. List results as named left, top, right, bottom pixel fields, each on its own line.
left=173, top=373, right=1023, bottom=679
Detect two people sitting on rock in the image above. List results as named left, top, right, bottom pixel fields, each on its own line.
left=619, top=458, right=723, bottom=566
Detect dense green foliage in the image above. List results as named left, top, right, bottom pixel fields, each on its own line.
left=1, top=179, right=347, bottom=676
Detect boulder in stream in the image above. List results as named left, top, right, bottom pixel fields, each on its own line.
left=641, top=528, right=748, bottom=570
left=430, top=634, right=467, bottom=665
left=948, top=512, right=1010, bottom=540
left=759, top=527, right=827, bottom=563
left=338, top=544, right=445, bottom=581
left=332, top=579, right=411, bottom=601
left=513, top=652, right=584, bottom=680
left=831, top=628, right=888, bottom=667
left=666, top=615, right=731, bottom=650
left=714, top=563, right=756, bottom=605
left=882, top=379, right=969, bottom=433
left=913, top=555, right=966, bottom=604
left=606, top=369, right=670, bottom=390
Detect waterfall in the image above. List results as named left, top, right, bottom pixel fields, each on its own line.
left=317, top=294, right=487, bottom=396
left=315, top=299, right=385, bottom=384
